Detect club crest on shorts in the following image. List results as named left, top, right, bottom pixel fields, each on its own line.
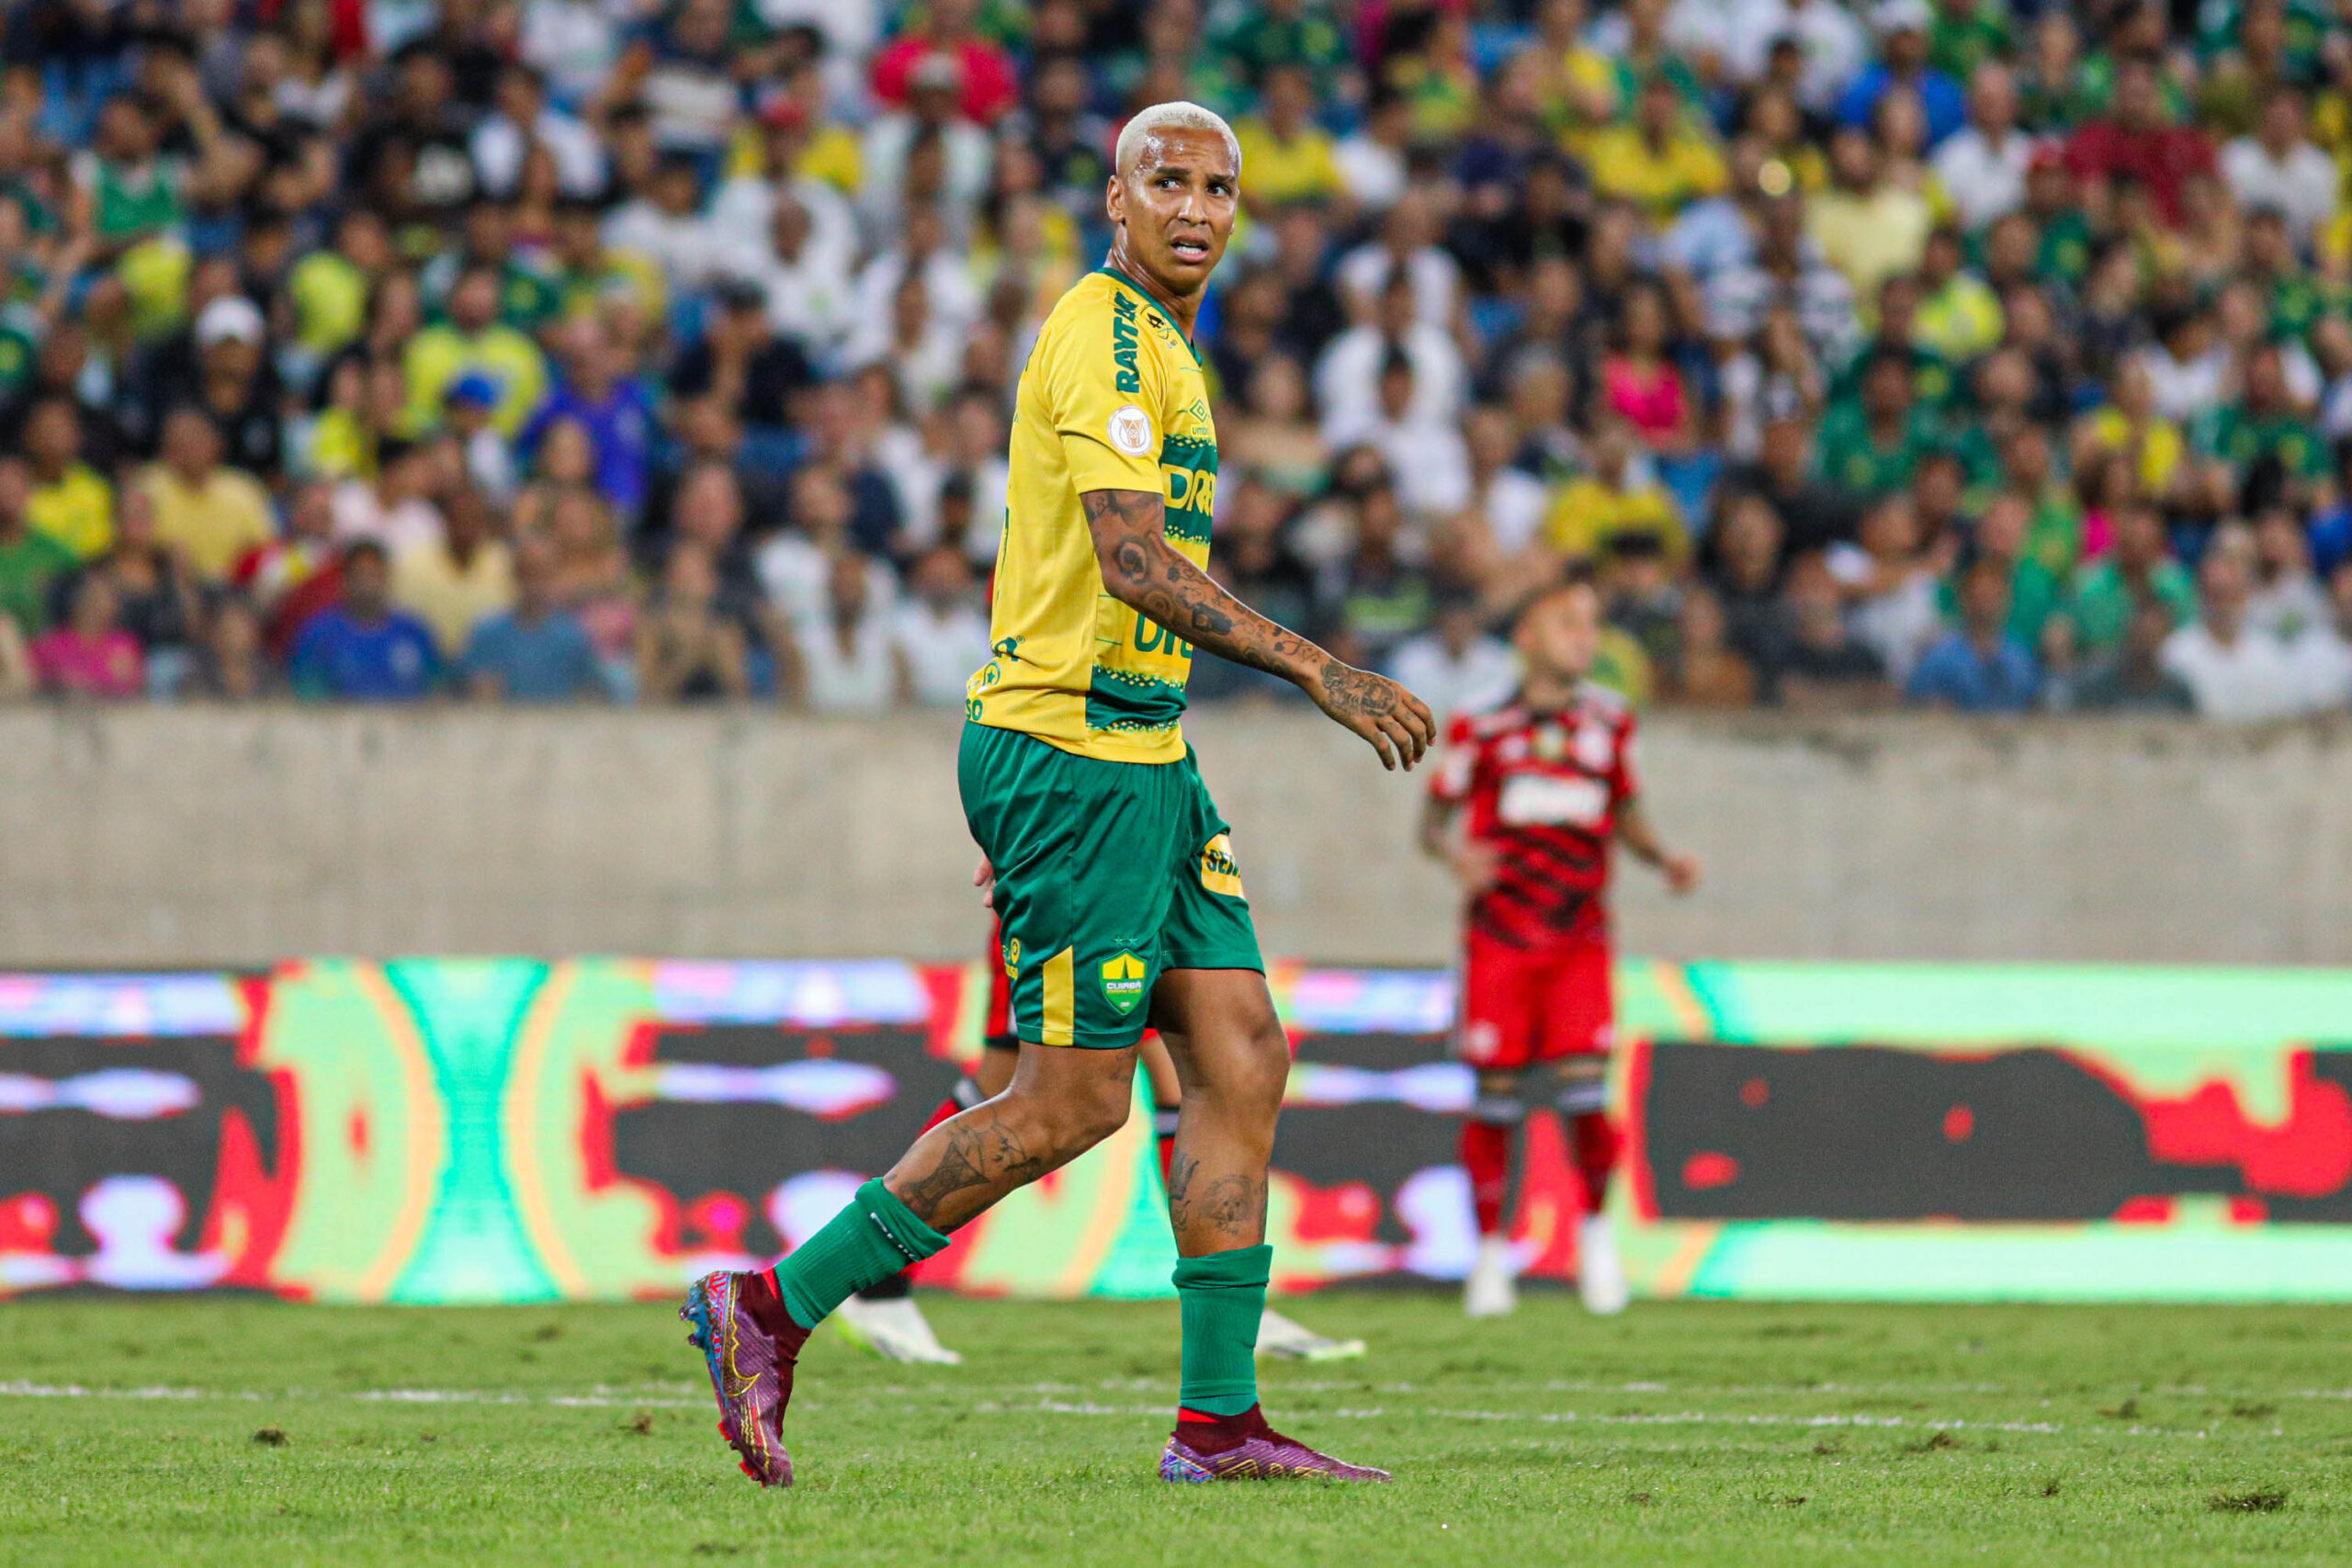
left=1107, top=404, right=1154, bottom=457
left=1003, top=935, right=1020, bottom=978
left=1100, top=951, right=1148, bottom=1016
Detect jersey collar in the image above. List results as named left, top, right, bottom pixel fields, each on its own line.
left=1093, top=265, right=1204, bottom=368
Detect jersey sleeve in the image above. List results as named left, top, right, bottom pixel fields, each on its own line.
left=1611, top=708, right=1640, bottom=806
left=1428, top=712, right=1480, bottom=805
left=1043, top=294, right=1168, bottom=497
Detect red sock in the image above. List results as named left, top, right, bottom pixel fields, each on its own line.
left=1460, top=1119, right=1514, bottom=1235
left=1570, top=1111, right=1620, bottom=1213
left=1175, top=1404, right=1268, bottom=1453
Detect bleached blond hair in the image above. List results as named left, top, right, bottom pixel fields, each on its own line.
left=1114, top=100, right=1241, bottom=180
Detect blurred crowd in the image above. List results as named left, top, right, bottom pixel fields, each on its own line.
left=5, top=0, right=2352, bottom=719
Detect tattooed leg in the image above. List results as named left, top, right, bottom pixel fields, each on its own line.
left=881, top=1042, right=1140, bottom=1233
left=1150, top=969, right=1289, bottom=1256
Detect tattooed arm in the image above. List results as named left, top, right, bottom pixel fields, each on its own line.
left=1084, top=488, right=1437, bottom=770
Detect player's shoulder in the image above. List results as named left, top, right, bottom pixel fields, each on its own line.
left=1034, top=270, right=1124, bottom=349
left=1459, top=699, right=1531, bottom=742
left=1572, top=680, right=1632, bottom=725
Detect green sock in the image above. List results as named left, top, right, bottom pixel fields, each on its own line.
left=771, top=1179, right=951, bottom=1330
left=1173, top=1243, right=1271, bottom=1416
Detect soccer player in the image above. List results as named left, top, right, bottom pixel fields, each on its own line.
left=833, top=910, right=1368, bottom=1366
left=681, top=100, right=1433, bottom=1487
left=1420, top=576, right=1699, bottom=1319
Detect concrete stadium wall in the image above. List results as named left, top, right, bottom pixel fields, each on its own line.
left=2, top=703, right=2348, bottom=967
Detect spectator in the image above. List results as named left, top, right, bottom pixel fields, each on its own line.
left=2074, top=598, right=2197, bottom=713
left=0, top=458, right=77, bottom=638
left=1585, top=75, right=1728, bottom=222
left=891, top=544, right=990, bottom=709
left=100, top=487, right=202, bottom=695
left=1808, top=126, right=1933, bottom=302
left=2160, top=531, right=2309, bottom=720
left=1390, top=592, right=1519, bottom=722
left=184, top=592, right=277, bottom=702
left=2068, top=502, right=2196, bottom=654
left=22, top=396, right=112, bottom=561
left=136, top=409, right=275, bottom=586
left=526, top=320, right=658, bottom=521
left=2064, top=56, right=2215, bottom=229
left=2220, top=90, right=2335, bottom=243
left=1546, top=423, right=1688, bottom=564
left=1327, top=352, right=1474, bottom=521
left=638, top=541, right=751, bottom=703
left=401, top=264, right=551, bottom=439
left=1317, top=270, right=1467, bottom=439
left=1235, top=63, right=1344, bottom=210
left=393, top=488, right=516, bottom=660
left=1657, top=583, right=1756, bottom=706
left=288, top=541, right=440, bottom=702
left=870, top=0, right=1020, bottom=126
left=1838, top=0, right=1966, bottom=146
left=1778, top=550, right=1894, bottom=708
left=471, top=63, right=605, bottom=200
left=1933, top=62, right=2037, bottom=231
left=29, top=571, right=142, bottom=700
left=463, top=535, right=605, bottom=703
left=1906, top=550, right=2041, bottom=710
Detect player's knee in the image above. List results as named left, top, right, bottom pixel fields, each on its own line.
left=1024, top=1073, right=1132, bottom=1155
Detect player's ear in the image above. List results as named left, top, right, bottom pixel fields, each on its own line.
left=1104, top=173, right=1124, bottom=226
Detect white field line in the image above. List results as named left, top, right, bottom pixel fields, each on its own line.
left=0, top=1379, right=2293, bottom=1439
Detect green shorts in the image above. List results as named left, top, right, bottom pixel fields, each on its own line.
left=959, top=720, right=1262, bottom=1050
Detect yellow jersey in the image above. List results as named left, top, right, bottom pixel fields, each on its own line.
left=967, top=267, right=1219, bottom=764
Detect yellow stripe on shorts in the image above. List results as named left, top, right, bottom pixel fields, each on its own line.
left=1041, top=946, right=1076, bottom=1046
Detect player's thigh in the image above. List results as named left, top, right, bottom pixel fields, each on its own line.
left=959, top=722, right=1183, bottom=1051
left=1458, top=931, right=1544, bottom=1073
left=1157, top=747, right=1264, bottom=981
left=1536, top=942, right=1617, bottom=1102
left=1148, top=965, right=1288, bottom=1115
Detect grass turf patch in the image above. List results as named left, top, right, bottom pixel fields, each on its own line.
left=0, top=1294, right=2344, bottom=1566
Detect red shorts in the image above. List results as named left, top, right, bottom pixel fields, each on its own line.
left=1456, top=933, right=1613, bottom=1069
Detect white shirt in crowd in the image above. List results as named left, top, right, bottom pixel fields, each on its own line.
left=2159, top=621, right=2312, bottom=721
left=602, top=200, right=726, bottom=295
left=1314, top=322, right=1467, bottom=437
left=1720, top=0, right=1867, bottom=107
left=1479, top=467, right=1552, bottom=553
left=2220, top=136, right=2340, bottom=242
left=470, top=106, right=607, bottom=197
left=520, top=0, right=632, bottom=107
left=2132, top=342, right=2231, bottom=423
left=1828, top=545, right=1942, bottom=684
left=1323, top=411, right=1474, bottom=518
left=2247, top=572, right=2334, bottom=643
left=1931, top=129, right=2038, bottom=231
left=755, top=535, right=898, bottom=630
left=796, top=611, right=899, bottom=714
left=1389, top=631, right=1521, bottom=722
left=891, top=596, right=993, bottom=708
left=332, top=481, right=444, bottom=553
left=1336, top=243, right=1462, bottom=329
left=858, top=114, right=994, bottom=244
left=1332, top=130, right=1408, bottom=212
left=710, top=172, right=857, bottom=284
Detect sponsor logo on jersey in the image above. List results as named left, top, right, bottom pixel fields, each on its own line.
left=1497, top=772, right=1609, bottom=827
left=1110, top=289, right=1142, bottom=394
left=1108, top=403, right=1154, bottom=457
left=1100, top=951, right=1148, bottom=1016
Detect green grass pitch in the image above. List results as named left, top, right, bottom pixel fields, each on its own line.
left=2, top=1292, right=2347, bottom=1566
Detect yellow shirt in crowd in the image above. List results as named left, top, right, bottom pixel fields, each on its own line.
left=139, top=464, right=274, bottom=582
left=28, top=463, right=114, bottom=560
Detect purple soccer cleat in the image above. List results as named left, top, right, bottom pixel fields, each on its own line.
left=1159, top=1404, right=1392, bottom=1483
left=681, top=1269, right=808, bottom=1487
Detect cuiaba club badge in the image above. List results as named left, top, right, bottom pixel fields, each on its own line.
left=1107, top=404, right=1154, bottom=457
left=1100, top=951, right=1148, bottom=1016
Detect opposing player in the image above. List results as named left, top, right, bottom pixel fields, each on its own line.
left=681, top=100, right=1431, bottom=1487
left=834, top=908, right=1367, bottom=1366
left=1420, top=576, right=1698, bottom=1319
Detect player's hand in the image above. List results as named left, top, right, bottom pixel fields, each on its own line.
left=972, top=854, right=996, bottom=909
left=1661, top=852, right=1700, bottom=896
left=1306, top=660, right=1435, bottom=772
left=1450, top=841, right=1500, bottom=896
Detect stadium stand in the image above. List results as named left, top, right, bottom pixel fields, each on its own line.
left=1, top=0, right=2350, bottom=722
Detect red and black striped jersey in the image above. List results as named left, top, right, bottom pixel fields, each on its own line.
left=1428, top=684, right=1637, bottom=951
